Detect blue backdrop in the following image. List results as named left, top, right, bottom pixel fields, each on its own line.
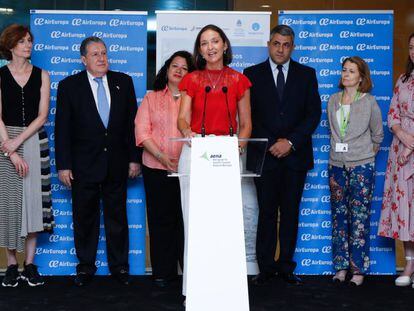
left=30, top=10, right=148, bottom=275
left=279, top=11, right=395, bottom=274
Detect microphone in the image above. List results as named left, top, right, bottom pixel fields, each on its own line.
left=201, top=86, right=211, bottom=137
left=222, top=86, right=233, bottom=136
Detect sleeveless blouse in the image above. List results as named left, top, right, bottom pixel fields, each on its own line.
left=0, top=65, right=42, bottom=127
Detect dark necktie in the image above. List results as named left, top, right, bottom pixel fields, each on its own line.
left=277, top=64, right=285, bottom=101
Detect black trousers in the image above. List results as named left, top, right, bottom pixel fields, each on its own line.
left=142, top=165, right=184, bottom=280
left=72, top=178, right=129, bottom=275
left=254, top=165, right=307, bottom=274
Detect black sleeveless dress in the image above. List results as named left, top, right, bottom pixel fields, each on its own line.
left=0, top=65, right=53, bottom=252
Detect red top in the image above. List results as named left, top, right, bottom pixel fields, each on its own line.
left=179, top=66, right=251, bottom=135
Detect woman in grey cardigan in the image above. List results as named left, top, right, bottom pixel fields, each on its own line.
left=327, top=56, right=383, bottom=286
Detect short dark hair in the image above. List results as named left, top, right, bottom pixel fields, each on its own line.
left=269, top=25, right=295, bottom=42
left=193, top=24, right=232, bottom=70
left=0, top=24, right=33, bottom=60
left=153, top=50, right=195, bottom=91
left=80, top=36, right=106, bottom=57
left=339, top=56, right=372, bottom=93
left=402, top=32, right=414, bottom=83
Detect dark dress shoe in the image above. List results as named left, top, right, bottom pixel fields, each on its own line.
left=251, top=273, right=274, bottom=286
left=113, top=269, right=130, bottom=286
left=279, top=272, right=304, bottom=285
left=74, top=273, right=92, bottom=287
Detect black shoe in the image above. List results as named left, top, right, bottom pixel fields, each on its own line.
left=113, top=269, right=129, bottom=286
left=20, top=263, right=44, bottom=287
left=251, top=273, right=274, bottom=286
left=1, top=264, right=19, bottom=287
left=279, top=272, right=304, bottom=285
left=349, top=274, right=364, bottom=287
left=74, top=272, right=93, bottom=287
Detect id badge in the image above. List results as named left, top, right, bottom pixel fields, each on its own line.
left=335, top=143, right=348, bottom=153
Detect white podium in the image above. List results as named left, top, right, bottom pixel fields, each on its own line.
left=171, top=136, right=267, bottom=311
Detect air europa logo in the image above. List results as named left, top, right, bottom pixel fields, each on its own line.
left=321, top=196, right=330, bottom=203
left=301, top=234, right=311, bottom=241
left=320, top=69, right=330, bottom=76
left=50, top=82, right=59, bottom=90
left=72, top=44, right=80, bottom=51
left=320, top=119, right=329, bottom=127
left=320, top=145, right=330, bottom=152
left=34, top=44, right=44, bottom=51
left=34, top=18, right=45, bottom=25
left=110, top=19, right=121, bottom=27
left=51, top=57, right=61, bottom=64
left=319, top=18, right=329, bottom=26
left=322, top=246, right=332, bottom=253
left=321, top=221, right=331, bottom=228
left=49, top=260, right=59, bottom=268
left=356, top=18, right=366, bottom=26
left=49, top=234, right=59, bottom=242
left=72, top=18, right=82, bottom=26
left=320, top=94, right=330, bottom=102
left=301, top=208, right=311, bottom=216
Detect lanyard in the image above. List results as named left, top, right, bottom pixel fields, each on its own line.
left=339, top=105, right=350, bottom=139
left=339, top=91, right=360, bottom=139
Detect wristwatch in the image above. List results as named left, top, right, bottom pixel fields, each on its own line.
left=287, top=140, right=295, bottom=151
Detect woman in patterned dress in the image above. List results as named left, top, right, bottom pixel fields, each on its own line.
left=378, top=33, right=414, bottom=287
left=328, top=56, right=383, bottom=286
left=0, top=24, right=53, bottom=287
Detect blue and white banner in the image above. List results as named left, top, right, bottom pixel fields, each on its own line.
left=156, top=10, right=271, bottom=274
left=30, top=10, right=148, bottom=275
left=279, top=10, right=395, bottom=274
left=156, top=11, right=270, bottom=74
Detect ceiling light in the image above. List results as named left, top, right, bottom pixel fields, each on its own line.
left=0, top=8, right=13, bottom=13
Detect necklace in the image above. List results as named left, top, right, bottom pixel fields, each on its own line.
left=206, top=68, right=225, bottom=90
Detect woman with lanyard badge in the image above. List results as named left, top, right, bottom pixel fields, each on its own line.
left=177, top=24, right=252, bottom=302
left=327, top=56, right=383, bottom=286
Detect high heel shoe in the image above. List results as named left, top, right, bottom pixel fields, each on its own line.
left=395, top=256, right=414, bottom=287
left=332, top=270, right=347, bottom=283
left=349, top=274, right=364, bottom=286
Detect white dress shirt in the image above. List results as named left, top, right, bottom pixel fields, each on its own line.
left=86, top=71, right=112, bottom=110
left=269, top=58, right=290, bottom=87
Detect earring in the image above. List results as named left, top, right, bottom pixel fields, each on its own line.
left=224, top=50, right=227, bottom=55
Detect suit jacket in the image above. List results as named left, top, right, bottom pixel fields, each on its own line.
left=55, top=70, right=139, bottom=182
left=244, top=59, right=321, bottom=172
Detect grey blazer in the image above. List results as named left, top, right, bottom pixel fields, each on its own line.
left=327, top=92, right=384, bottom=167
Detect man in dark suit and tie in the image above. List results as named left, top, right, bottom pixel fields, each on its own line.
left=55, top=36, right=140, bottom=286
left=244, top=25, right=321, bottom=285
